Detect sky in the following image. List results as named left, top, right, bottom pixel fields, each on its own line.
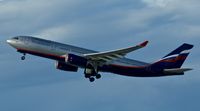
left=0, top=0, right=200, bottom=111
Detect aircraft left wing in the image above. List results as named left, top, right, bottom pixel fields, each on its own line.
left=83, top=41, right=148, bottom=62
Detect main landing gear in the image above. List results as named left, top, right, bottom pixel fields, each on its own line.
left=85, top=74, right=101, bottom=82
left=84, top=63, right=101, bottom=82
left=21, top=53, right=26, bottom=60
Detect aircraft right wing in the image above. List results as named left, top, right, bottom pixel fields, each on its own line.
left=83, top=41, right=148, bottom=63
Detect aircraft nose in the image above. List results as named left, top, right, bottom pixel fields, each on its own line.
left=6, top=39, right=15, bottom=45
left=6, top=39, right=12, bottom=44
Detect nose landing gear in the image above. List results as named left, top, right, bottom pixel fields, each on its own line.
left=21, top=53, right=26, bottom=60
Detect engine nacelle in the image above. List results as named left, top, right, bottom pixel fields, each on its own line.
left=55, top=61, right=78, bottom=72
left=65, top=54, right=88, bottom=67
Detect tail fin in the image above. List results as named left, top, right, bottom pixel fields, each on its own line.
left=151, top=43, right=194, bottom=69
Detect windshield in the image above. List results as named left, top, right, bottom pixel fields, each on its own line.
left=13, top=37, right=19, bottom=40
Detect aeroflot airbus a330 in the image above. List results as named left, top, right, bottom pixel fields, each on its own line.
left=7, top=36, right=193, bottom=82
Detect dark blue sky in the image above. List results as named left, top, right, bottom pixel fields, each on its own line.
left=0, top=0, right=200, bottom=111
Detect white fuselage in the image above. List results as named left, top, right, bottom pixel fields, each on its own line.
left=7, top=36, right=148, bottom=67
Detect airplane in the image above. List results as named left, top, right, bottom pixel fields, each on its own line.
left=7, top=36, right=194, bottom=82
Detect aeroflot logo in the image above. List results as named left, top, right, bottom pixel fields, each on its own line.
left=161, top=49, right=190, bottom=61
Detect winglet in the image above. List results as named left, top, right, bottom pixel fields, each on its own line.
left=139, top=41, right=149, bottom=47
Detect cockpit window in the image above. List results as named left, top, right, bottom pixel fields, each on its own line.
left=13, top=37, right=19, bottom=40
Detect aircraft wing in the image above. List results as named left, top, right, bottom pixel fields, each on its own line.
left=83, top=41, right=148, bottom=62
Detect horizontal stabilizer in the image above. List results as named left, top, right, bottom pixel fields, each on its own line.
left=164, top=68, right=192, bottom=74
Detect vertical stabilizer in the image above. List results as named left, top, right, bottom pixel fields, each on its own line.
left=151, top=43, right=193, bottom=69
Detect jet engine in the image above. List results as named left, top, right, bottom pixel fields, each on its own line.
left=55, top=61, right=78, bottom=72
left=65, top=54, right=88, bottom=67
